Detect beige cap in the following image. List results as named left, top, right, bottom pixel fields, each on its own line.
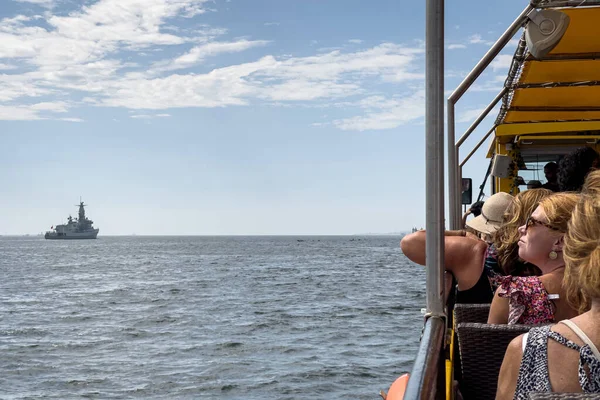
left=466, top=192, right=514, bottom=235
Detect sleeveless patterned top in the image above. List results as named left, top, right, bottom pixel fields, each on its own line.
left=514, top=324, right=600, bottom=399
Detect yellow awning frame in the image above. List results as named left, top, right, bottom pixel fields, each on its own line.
left=496, top=121, right=600, bottom=136
left=496, top=7, right=600, bottom=133
left=516, top=134, right=600, bottom=143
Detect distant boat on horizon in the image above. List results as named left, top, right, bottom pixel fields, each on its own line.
left=45, top=200, right=99, bottom=240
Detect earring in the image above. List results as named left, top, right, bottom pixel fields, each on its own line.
left=549, top=251, right=558, bottom=260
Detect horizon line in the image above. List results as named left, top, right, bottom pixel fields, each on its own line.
left=0, top=233, right=408, bottom=237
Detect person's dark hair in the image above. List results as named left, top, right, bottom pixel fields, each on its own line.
left=469, top=201, right=484, bottom=217
left=558, top=147, right=600, bottom=192
left=544, top=162, right=558, bottom=172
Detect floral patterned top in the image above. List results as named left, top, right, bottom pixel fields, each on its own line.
left=495, top=275, right=555, bottom=325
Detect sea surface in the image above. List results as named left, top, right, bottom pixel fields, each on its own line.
left=0, top=236, right=425, bottom=399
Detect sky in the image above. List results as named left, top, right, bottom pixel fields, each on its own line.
left=1, top=0, right=529, bottom=235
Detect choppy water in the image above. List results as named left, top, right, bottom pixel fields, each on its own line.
left=0, top=236, right=425, bottom=399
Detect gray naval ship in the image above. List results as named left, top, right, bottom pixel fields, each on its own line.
left=45, top=200, right=99, bottom=240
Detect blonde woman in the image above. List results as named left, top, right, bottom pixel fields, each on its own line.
left=497, top=171, right=600, bottom=399
left=488, top=193, right=580, bottom=325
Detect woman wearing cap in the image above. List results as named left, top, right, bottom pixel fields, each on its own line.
left=401, top=189, right=553, bottom=304
left=496, top=172, right=600, bottom=400
left=487, top=192, right=580, bottom=325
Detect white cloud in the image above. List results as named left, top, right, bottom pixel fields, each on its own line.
left=60, top=117, right=84, bottom=122
left=14, top=0, right=54, bottom=7
left=0, top=63, right=17, bottom=70
left=456, top=105, right=500, bottom=123
left=159, top=39, right=270, bottom=71
left=0, top=74, right=54, bottom=102
left=348, top=39, right=363, bottom=44
left=0, top=1, right=425, bottom=130
left=264, top=22, right=280, bottom=26
left=96, top=44, right=424, bottom=109
left=469, top=34, right=485, bottom=44
left=448, top=44, right=467, bottom=50
left=0, top=1, right=212, bottom=67
left=0, top=101, right=71, bottom=120
left=0, top=104, right=42, bottom=120
left=30, top=101, right=68, bottom=112
left=130, top=113, right=172, bottom=119
left=333, top=91, right=425, bottom=131
left=471, top=75, right=505, bottom=92
left=491, top=54, right=513, bottom=71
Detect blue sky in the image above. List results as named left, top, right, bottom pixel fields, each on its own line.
left=1, top=0, right=527, bottom=235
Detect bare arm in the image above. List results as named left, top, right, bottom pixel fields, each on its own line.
left=488, top=287, right=509, bottom=324
left=400, top=231, right=487, bottom=290
left=496, top=335, right=524, bottom=400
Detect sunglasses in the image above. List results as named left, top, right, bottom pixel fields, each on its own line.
left=524, top=215, right=560, bottom=231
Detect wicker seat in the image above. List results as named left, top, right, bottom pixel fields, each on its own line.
left=454, top=303, right=491, bottom=325
left=456, top=322, right=533, bottom=400
left=529, top=394, right=600, bottom=399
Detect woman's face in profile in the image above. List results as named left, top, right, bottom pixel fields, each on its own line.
left=517, top=206, right=560, bottom=266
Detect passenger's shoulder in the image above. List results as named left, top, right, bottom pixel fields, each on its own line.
left=505, top=334, right=525, bottom=363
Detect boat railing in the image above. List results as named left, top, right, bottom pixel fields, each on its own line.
left=403, top=316, right=446, bottom=400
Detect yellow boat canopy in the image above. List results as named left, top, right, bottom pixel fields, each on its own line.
left=494, top=7, right=600, bottom=140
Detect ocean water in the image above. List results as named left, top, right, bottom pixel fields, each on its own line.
left=0, top=236, right=425, bottom=399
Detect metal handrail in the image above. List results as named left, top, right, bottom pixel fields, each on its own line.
left=403, top=317, right=446, bottom=400
left=456, top=89, right=507, bottom=149
left=460, top=126, right=497, bottom=167
left=447, top=5, right=534, bottom=229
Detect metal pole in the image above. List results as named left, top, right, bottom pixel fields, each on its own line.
left=459, top=165, right=463, bottom=213
left=425, top=0, right=445, bottom=318
left=448, top=101, right=459, bottom=229
left=460, top=126, right=496, bottom=167
left=447, top=4, right=533, bottom=229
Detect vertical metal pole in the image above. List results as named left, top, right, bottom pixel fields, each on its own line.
left=459, top=164, right=463, bottom=216
left=425, top=0, right=445, bottom=318
left=448, top=101, right=459, bottom=230
left=404, top=3, right=446, bottom=398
